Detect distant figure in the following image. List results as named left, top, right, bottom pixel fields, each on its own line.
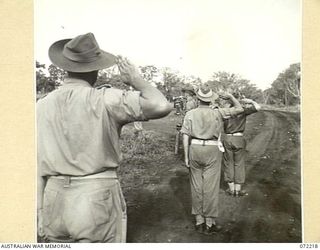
left=180, top=83, right=243, bottom=235
left=182, top=86, right=198, bottom=113
left=174, top=87, right=197, bottom=154
left=37, top=33, right=171, bottom=243
left=133, top=121, right=143, bottom=135
left=173, top=96, right=184, bottom=115
left=222, top=97, right=261, bottom=197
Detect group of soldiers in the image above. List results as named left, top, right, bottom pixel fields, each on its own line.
left=176, top=84, right=260, bottom=235
left=37, top=32, right=260, bottom=243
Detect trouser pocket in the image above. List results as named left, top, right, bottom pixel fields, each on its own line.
left=89, top=188, right=114, bottom=227
left=43, top=189, right=58, bottom=227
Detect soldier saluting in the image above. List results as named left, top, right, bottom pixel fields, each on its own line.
left=222, top=97, right=261, bottom=197
left=37, top=33, right=171, bottom=243
left=180, top=83, right=243, bottom=235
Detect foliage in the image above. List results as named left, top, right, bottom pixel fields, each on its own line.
left=35, top=60, right=301, bottom=107
left=139, top=65, right=160, bottom=84
left=36, top=61, right=65, bottom=95
left=160, top=67, right=185, bottom=100
left=206, top=72, right=264, bottom=102
left=95, top=66, right=129, bottom=90
left=48, top=64, right=65, bottom=86
left=120, top=126, right=172, bottom=163
left=263, top=63, right=300, bottom=106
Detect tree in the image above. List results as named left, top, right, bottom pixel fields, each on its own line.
left=206, top=71, right=263, bottom=102
left=183, top=75, right=202, bottom=88
left=160, top=67, right=186, bottom=100
left=36, top=62, right=66, bottom=95
left=283, top=64, right=300, bottom=98
left=96, top=66, right=128, bottom=90
left=139, top=65, right=160, bottom=83
left=47, top=64, right=65, bottom=86
left=268, top=63, right=300, bottom=106
left=36, top=61, right=54, bottom=94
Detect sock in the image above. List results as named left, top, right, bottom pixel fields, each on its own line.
left=195, top=215, right=204, bottom=225
left=205, top=217, right=214, bottom=227
left=228, top=182, right=234, bottom=191
left=235, top=184, right=241, bottom=192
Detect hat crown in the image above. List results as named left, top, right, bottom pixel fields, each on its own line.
left=48, top=32, right=116, bottom=72
left=199, top=84, right=211, bottom=95
left=195, top=83, right=216, bottom=102
left=197, top=83, right=213, bottom=97
left=63, top=33, right=101, bottom=63
left=66, top=33, right=98, bottom=53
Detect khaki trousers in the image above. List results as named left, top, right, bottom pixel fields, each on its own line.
left=223, top=135, right=246, bottom=184
left=42, top=177, right=127, bottom=243
left=189, top=144, right=222, bottom=218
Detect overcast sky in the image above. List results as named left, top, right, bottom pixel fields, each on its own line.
left=35, top=0, right=301, bottom=90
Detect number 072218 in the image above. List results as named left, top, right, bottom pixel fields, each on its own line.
left=300, top=244, right=319, bottom=248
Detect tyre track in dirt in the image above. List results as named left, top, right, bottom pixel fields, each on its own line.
left=218, top=110, right=301, bottom=242
left=125, top=110, right=301, bottom=242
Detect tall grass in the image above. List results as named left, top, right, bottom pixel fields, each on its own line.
left=118, top=125, right=176, bottom=193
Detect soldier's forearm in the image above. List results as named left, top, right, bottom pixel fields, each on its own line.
left=251, top=100, right=261, bottom=111
left=229, top=95, right=241, bottom=108
left=183, top=134, right=190, bottom=160
left=229, top=96, right=244, bottom=115
left=132, top=77, right=172, bottom=119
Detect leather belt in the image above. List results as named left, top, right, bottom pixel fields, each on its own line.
left=191, top=139, right=219, bottom=146
left=226, top=132, right=243, bottom=136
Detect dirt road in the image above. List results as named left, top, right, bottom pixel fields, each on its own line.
left=121, top=110, right=301, bottom=243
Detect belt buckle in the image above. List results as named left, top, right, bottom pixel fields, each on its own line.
left=63, top=176, right=71, bottom=188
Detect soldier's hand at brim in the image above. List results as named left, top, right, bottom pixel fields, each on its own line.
left=116, top=55, right=142, bottom=85
left=241, top=98, right=253, bottom=104
left=218, top=92, right=233, bottom=100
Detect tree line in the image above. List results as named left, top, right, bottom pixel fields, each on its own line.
left=36, top=61, right=300, bottom=106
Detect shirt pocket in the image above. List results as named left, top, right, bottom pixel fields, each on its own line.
left=43, top=189, right=58, bottom=227
left=89, top=189, right=114, bottom=227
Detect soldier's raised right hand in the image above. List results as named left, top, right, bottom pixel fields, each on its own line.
left=116, top=55, right=142, bottom=85
left=218, top=92, right=234, bottom=100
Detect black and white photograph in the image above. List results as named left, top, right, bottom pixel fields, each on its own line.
left=35, top=0, right=301, bottom=243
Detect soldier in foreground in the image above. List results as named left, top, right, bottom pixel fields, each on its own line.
left=180, top=84, right=243, bottom=235
left=37, top=33, right=172, bottom=242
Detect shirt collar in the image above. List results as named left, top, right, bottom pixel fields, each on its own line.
left=198, top=104, right=212, bottom=108
left=61, top=77, right=93, bottom=88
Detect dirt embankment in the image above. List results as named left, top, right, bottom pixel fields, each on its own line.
left=120, top=110, right=301, bottom=243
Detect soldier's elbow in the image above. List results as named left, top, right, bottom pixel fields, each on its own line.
left=144, top=100, right=173, bottom=119
left=156, top=101, right=173, bottom=117
left=237, top=106, right=244, bottom=114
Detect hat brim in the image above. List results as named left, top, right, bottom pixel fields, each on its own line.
left=48, top=39, right=116, bottom=72
left=182, top=89, right=195, bottom=95
left=196, top=92, right=219, bottom=103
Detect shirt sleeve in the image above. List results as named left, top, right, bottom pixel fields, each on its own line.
left=243, top=105, right=257, bottom=116
left=180, top=112, right=191, bottom=136
left=218, top=107, right=242, bottom=119
left=103, top=88, right=148, bottom=124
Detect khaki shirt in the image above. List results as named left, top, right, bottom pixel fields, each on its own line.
left=224, top=106, right=257, bottom=133
left=185, top=99, right=198, bottom=112
left=180, top=105, right=241, bottom=140
left=37, top=77, right=147, bottom=177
